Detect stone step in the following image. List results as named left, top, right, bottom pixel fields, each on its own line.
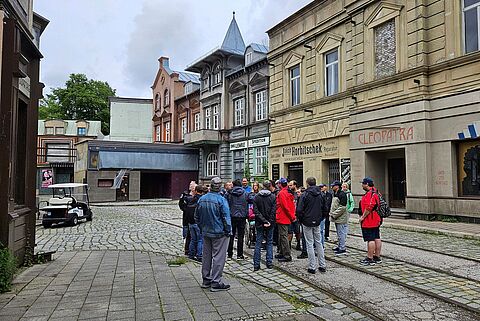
left=390, top=208, right=410, bottom=219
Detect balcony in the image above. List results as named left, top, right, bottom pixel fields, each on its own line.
left=184, top=130, right=221, bottom=146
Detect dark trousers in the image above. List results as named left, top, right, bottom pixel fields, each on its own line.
left=228, top=217, right=246, bottom=257
left=324, top=215, right=330, bottom=238
left=277, top=223, right=291, bottom=259
left=273, top=223, right=279, bottom=245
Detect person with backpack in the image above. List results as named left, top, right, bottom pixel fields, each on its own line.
left=358, top=177, right=383, bottom=266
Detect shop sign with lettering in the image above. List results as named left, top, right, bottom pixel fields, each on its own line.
left=358, top=127, right=414, bottom=145
left=230, top=141, right=247, bottom=150
left=248, top=137, right=269, bottom=147
left=280, top=140, right=338, bottom=159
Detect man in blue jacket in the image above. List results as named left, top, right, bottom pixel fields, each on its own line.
left=195, top=177, right=232, bottom=292
left=226, top=179, right=249, bottom=259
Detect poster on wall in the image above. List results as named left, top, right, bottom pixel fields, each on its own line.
left=340, top=158, right=351, bottom=184
left=41, top=169, right=53, bottom=188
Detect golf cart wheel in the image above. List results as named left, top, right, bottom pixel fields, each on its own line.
left=70, top=215, right=78, bottom=226
left=42, top=222, right=52, bottom=228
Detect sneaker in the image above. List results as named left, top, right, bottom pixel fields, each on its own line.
left=227, top=255, right=233, bottom=260
left=278, top=257, right=292, bottom=262
left=297, top=253, right=308, bottom=259
left=307, top=268, right=316, bottom=274
left=274, top=254, right=284, bottom=259
left=253, top=266, right=260, bottom=272
left=359, top=257, right=376, bottom=266
left=334, top=249, right=347, bottom=256
left=210, top=284, right=231, bottom=292
left=200, top=282, right=211, bottom=289
left=318, top=267, right=327, bottom=273
left=295, top=243, right=302, bottom=251
left=237, top=255, right=245, bottom=260
left=373, top=256, right=382, bottom=264
left=332, top=247, right=339, bottom=252
left=266, top=264, right=273, bottom=269
left=325, top=236, right=330, bottom=241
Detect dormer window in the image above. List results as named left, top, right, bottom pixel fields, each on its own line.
left=245, top=52, right=253, bottom=65
left=55, top=127, right=65, bottom=135
left=45, top=127, right=54, bottom=135
left=77, top=127, right=86, bottom=136
left=185, top=82, right=193, bottom=95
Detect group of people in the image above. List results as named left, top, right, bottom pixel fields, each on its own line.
left=179, top=175, right=383, bottom=291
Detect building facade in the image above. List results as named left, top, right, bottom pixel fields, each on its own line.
left=226, top=43, right=270, bottom=181
left=185, top=14, right=248, bottom=183
left=268, top=0, right=480, bottom=221
left=108, top=97, right=152, bottom=143
left=37, top=120, right=103, bottom=195
left=151, top=57, right=200, bottom=143
left=75, top=140, right=199, bottom=202
left=0, top=0, right=48, bottom=263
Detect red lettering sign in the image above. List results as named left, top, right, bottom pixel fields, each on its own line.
left=358, top=127, right=415, bottom=145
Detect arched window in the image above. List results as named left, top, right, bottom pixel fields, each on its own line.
left=164, top=89, right=170, bottom=106
left=213, top=64, right=222, bottom=85
left=155, top=93, right=161, bottom=110
left=206, top=153, right=218, bottom=177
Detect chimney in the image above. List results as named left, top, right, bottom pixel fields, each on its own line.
left=159, top=56, right=169, bottom=68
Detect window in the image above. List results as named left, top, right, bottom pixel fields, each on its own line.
left=206, top=153, right=218, bottom=177
left=255, top=147, right=267, bottom=175
left=55, top=127, right=64, bottom=135
left=77, top=127, right=87, bottom=136
left=290, top=65, right=300, bottom=106
left=201, top=77, right=209, bottom=90
left=155, top=125, right=161, bottom=142
left=233, top=150, right=245, bottom=179
left=46, top=143, right=70, bottom=163
left=164, top=121, right=170, bottom=142
left=194, top=113, right=201, bottom=131
left=45, top=127, right=54, bottom=135
left=374, top=19, right=396, bottom=78
left=245, top=52, right=253, bottom=65
left=459, top=142, right=480, bottom=196
left=234, top=98, right=244, bottom=127
left=98, top=179, right=114, bottom=188
left=155, top=93, right=161, bottom=110
left=464, top=0, right=480, bottom=53
left=164, top=89, right=170, bottom=106
left=185, top=82, right=193, bottom=95
left=213, top=104, right=219, bottom=130
left=255, top=90, right=267, bottom=121
left=181, top=118, right=187, bottom=139
left=325, top=49, right=339, bottom=96
left=205, top=107, right=211, bottom=129
left=213, top=65, right=222, bottom=85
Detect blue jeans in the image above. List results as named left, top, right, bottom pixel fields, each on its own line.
left=253, top=226, right=273, bottom=267
left=335, top=223, right=348, bottom=251
left=189, top=224, right=203, bottom=258
left=320, top=219, right=325, bottom=247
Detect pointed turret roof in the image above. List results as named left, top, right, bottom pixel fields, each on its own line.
left=221, top=12, right=245, bottom=55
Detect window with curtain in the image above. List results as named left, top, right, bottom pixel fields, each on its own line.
left=325, top=49, right=339, bottom=96
left=290, top=65, right=300, bottom=106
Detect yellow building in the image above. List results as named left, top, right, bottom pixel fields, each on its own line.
left=267, top=0, right=480, bottom=221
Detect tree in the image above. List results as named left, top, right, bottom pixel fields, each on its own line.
left=39, top=73, right=116, bottom=134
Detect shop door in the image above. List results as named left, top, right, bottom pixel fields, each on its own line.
left=287, top=163, right=303, bottom=186
left=116, top=174, right=129, bottom=202
left=388, top=158, right=406, bottom=208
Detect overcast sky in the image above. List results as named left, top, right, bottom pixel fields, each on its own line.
left=34, top=0, right=311, bottom=98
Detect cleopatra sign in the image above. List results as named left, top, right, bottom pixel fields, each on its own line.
left=358, top=127, right=414, bottom=145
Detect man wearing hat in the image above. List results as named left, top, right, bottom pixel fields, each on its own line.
left=329, top=180, right=348, bottom=255
left=358, top=177, right=382, bottom=266
left=195, top=177, right=232, bottom=291
left=275, top=177, right=296, bottom=262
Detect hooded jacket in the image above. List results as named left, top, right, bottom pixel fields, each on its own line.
left=322, top=191, right=333, bottom=219
left=296, top=186, right=324, bottom=227
left=184, top=194, right=201, bottom=225
left=195, top=192, right=232, bottom=238
left=253, top=189, right=276, bottom=228
left=227, top=186, right=249, bottom=218
left=330, top=189, right=348, bottom=224
left=276, top=187, right=296, bottom=225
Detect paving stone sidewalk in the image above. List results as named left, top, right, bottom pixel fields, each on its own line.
left=0, top=250, right=320, bottom=321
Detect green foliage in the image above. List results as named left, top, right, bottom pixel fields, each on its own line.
left=39, top=73, right=116, bottom=134
left=167, top=256, right=187, bottom=266
left=0, top=246, right=16, bottom=293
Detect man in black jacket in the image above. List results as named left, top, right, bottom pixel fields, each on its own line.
left=226, top=179, right=249, bottom=259
left=320, top=184, right=333, bottom=246
left=296, top=177, right=326, bottom=273
left=252, top=181, right=276, bottom=271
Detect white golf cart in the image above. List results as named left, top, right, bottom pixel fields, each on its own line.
left=39, top=183, right=93, bottom=228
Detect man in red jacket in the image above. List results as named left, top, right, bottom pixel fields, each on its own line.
left=358, top=177, right=382, bottom=266
left=275, top=178, right=296, bottom=262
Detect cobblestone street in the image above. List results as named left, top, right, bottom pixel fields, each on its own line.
left=0, top=204, right=479, bottom=321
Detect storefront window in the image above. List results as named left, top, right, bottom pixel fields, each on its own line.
left=460, top=143, right=480, bottom=196
left=233, top=150, right=245, bottom=179
left=255, top=147, right=267, bottom=175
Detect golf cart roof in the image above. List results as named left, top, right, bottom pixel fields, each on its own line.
left=48, top=183, right=88, bottom=189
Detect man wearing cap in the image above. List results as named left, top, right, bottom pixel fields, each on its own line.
left=195, top=177, right=232, bottom=291
left=329, top=181, right=348, bottom=255
left=358, top=177, right=382, bottom=266
left=275, top=178, right=296, bottom=262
